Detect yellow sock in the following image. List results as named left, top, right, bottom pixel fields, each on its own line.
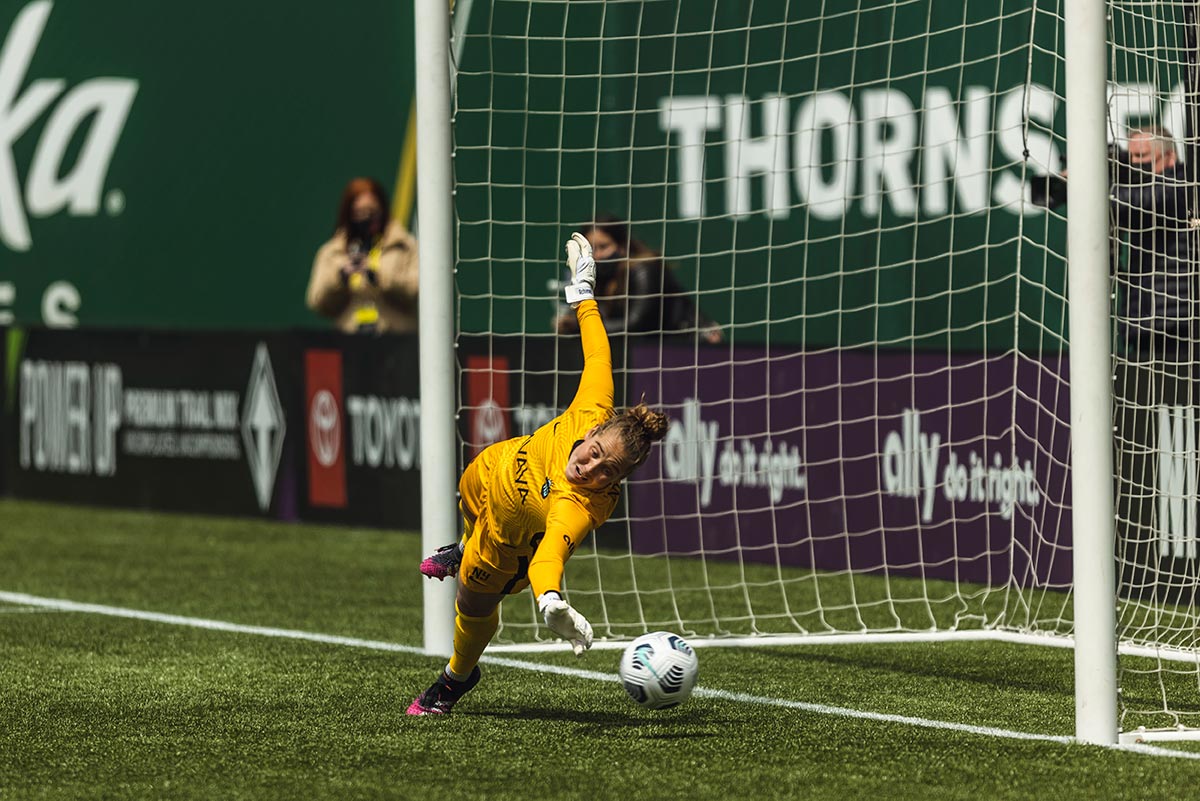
left=447, top=603, right=499, bottom=678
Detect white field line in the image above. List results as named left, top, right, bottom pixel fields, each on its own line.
left=488, top=629, right=1069, bottom=652
left=490, top=629, right=1200, bottom=667
left=1, top=590, right=1196, bottom=761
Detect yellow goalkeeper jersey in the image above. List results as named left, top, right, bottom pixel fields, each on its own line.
left=468, top=300, right=618, bottom=596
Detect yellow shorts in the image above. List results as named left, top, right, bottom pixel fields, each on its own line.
left=457, top=445, right=542, bottom=595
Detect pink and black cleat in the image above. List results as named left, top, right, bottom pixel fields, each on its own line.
left=406, top=667, right=482, bottom=715
left=419, top=543, right=463, bottom=580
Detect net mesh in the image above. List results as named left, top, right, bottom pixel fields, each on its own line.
left=449, top=0, right=1200, bottom=731
left=1107, top=0, right=1200, bottom=731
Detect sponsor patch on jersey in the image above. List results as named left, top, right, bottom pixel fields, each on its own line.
left=541, top=477, right=552, bottom=498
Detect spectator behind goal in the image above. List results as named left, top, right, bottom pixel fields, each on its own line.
left=1110, top=126, right=1195, bottom=361
left=307, top=177, right=419, bottom=334
left=555, top=214, right=724, bottom=344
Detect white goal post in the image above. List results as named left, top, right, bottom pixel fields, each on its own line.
left=1062, top=0, right=1117, bottom=745
left=414, top=0, right=1200, bottom=746
left=414, top=0, right=457, bottom=658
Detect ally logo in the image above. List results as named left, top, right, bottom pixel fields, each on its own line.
left=1, top=1, right=138, bottom=252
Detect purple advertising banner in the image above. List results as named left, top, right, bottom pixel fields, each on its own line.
left=628, top=345, right=1074, bottom=588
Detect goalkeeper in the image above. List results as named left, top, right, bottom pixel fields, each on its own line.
left=407, top=233, right=669, bottom=716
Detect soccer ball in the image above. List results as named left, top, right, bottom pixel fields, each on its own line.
left=618, top=631, right=699, bottom=710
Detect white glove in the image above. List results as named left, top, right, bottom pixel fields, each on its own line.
left=537, top=591, right=593, bottom=656
left=563, top=232, right=596, bottom=307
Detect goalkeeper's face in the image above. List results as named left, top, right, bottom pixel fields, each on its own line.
left=565, top=428, right=628, bottom=491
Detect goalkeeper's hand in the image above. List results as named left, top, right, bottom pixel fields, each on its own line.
left=562, top=232, right=596, bottom=307
left=537, top=591, right=593, bottom=656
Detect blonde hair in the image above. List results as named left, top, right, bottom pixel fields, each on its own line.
left=596, top=401, right=669, bottom=477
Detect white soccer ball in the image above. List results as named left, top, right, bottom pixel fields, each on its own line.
left=618, top=631, right=699, bottom=710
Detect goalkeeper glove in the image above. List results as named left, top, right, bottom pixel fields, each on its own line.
left=537, top=591, right=593, bottom=656
left=562, top=232, right=596, bottom=307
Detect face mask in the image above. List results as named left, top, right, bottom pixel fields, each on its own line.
left=595, top=260, right=618, bottom=285
left=348, top=216, right=378, bottom=245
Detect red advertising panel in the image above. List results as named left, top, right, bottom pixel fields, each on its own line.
left=465, top=355, right=510, bottom=457
left=305, top=349, right=347, bottom=508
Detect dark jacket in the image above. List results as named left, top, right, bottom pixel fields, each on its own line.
left=1112, top=163, right=1195, bottom=356
left=595, top=258, right=718, bottom=336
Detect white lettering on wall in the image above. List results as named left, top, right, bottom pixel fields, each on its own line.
left=346, top=394, right=421, bottom=470
left=860, top=88, right=917, bottom=218
left=881, top=407, right=1040, bottom=522
left=1157, top=406, right=1197, bottom=559
left=0, top=1, right=138, bottom=252
left=793, top=92, right=857, bottom=221
left=921, top=86, right=991, bottom=216
left=662, top=397, right=806, bottom=507
left=656, top=83, right=1109, bottom=221
left=724, top=93, right=790, bottom=219
left=658, top=96, right=722, bottom=218
left=19, top=358, right=121, bottom=475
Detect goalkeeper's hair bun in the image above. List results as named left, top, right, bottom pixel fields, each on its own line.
left=597, top=400, right=671, bottom=478
left=627, top=402, right=669, bottom=443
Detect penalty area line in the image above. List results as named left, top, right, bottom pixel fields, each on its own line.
left=1, top=590, right=1195, bottom=761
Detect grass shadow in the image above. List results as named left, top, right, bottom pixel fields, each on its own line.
left=757, top=644, right=1075, bottom=698
left=467, top=703, right=716, bottom=737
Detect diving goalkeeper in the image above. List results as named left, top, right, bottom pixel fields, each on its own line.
left=407, top=232, right=670, bottom=716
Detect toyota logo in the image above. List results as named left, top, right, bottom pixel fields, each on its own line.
left=310, top=389, right=341, bottom=467
left=473, top=398, right=507, bottom=448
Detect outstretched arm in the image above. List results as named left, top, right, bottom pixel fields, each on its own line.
left=561, top=233, right=614, bottom=412
left=528, top=498, right=593, bottom=597
left=530, top=498, right=595, bottom=656
left=568, top=300, right=614, bottom=412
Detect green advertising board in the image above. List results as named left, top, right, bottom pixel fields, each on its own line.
left=0, top=1, right=1188, bottom=346
left=452, top=0, right=1189, bottom=349
left=0, top=0, right=415, bottom=329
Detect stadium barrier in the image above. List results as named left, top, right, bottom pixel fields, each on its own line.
left=4, top=325, right=1187, bottom=603
left=626, top=344, right=1072, bottom=588
left=7, top=329, right=298, bottom=520
left=298, top=332, right=422, bottom=528
left=1, top=328, right=581, bottom=531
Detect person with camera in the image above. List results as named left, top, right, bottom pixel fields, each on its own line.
left=306, top=177, right=419, bottom=334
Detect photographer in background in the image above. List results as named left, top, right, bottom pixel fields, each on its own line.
left=307, top=177, right=419, bottom=334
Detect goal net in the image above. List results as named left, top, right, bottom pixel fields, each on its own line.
left=1107, top=1, right=1200, bottom=735
left=448, top=0, right=1200, bottom=733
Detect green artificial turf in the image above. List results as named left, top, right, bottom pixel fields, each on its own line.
left=3, top=498, right=1200, bottom=800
